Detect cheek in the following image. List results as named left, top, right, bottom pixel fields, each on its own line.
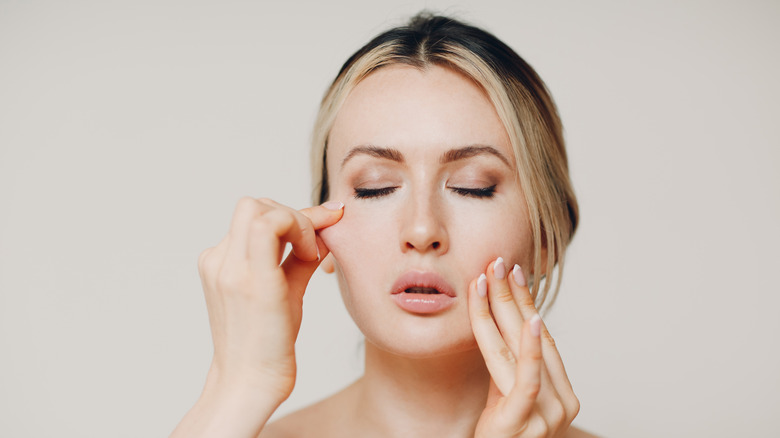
left=318, top=203, right=394, bottom=320
left=453, top=200, right=535, bottom=270
left=318, top=202, right=390, bottom=269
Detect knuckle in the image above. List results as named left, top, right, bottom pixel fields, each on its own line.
left=198, top=249, right=222, bottom=279
left=524, top=381, right=541, bottom=400
left=527, top=349, right=544, bottom=361
left=197, top=248, right=211, bottom=271
left=249, top=216, right=269, bottom=236
left=299, top=218, right=314, bottom=236
left=566, top=395, right=581, bottom=421
left=549, top=400, right=566, bottom=425
left=495, top=346, right=516, bottom=364
left=494, top=288, right=516, bottom=304
left=518, top=300, right=537, bottom=315
left=475, top=308, right=493, bottom=320
left=236, top=196, right=259, bottom=213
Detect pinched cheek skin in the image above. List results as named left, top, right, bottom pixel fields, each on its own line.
left=318, top=218, right=352, bottom=263
left=318, top=205, right=377, bottom=263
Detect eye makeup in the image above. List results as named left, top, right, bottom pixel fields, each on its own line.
left=354, top=186, right=399, bottom=199
left=343, top=154, right=507, bottom=201
left=448, top=184, right=497, bottom=198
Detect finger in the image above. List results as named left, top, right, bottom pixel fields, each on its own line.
left=467, top=274, right=515, bottom=396
left=298, top=201, right=345, bottom=231
left=246, top=207, right=318, bottom=270
left=225, top=198, right=333, bottom=265
left=225, top=197, right=272, bottom=263
left=198, top=234, right=230, bottom=293
left=485, top=257, right=524, bottom=356
left=281, top=235, right=330, bottom=300
left=510, top=264, right=579, bottom=420
left=534, top=367, right=570, bottom=436
left=256, top=198, right=329, bottom=263
left=260, top=200, right=344, bottom=262
left=490, top=259, right=569, bottom=430
left=503, top=314, right=543, bottom=423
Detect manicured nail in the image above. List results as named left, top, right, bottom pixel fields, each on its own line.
left=512, top=264, right=526, bottom=286
left=530, top=314, right=542, bottom=337
left=316, top=245, right=321, bottom=261
left=493, top=257, right=505, bottom=280
left=321, top=201, right=344, bottom=210
left=477, top=274, right=487, bottom=297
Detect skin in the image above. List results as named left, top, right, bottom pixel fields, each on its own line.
left=319, top=64, right=535, bottom=360
left=171, top=65, right=595, bottom=438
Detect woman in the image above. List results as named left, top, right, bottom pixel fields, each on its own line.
left=173, top=13, right=595, bottom=438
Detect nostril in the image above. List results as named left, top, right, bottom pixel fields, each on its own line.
left=405, top=241, right=442, bottom=250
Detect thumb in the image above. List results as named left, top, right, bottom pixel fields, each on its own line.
left=299, top=201, right=344, bottom=231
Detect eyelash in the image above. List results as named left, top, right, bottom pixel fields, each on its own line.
left=451, top=185, right=497, bottom=198
left=353, top=185, right=497, bottom=199
left=354, top=187, right=399, bottom=199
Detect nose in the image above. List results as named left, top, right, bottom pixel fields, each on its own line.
left=399, top=192, right=449, bottom=254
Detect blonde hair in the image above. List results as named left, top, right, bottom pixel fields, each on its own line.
left=311, top=13, right=578, bottom=311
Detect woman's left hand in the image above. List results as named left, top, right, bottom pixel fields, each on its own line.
left=468, top=258, right=580, bottom=438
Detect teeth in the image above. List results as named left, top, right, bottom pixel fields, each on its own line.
left=404, top=287, right=440, bottom=294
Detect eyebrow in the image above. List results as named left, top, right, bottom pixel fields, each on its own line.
left=341, top=145, right=404, bottom=168
left=440, top=145, right=511, bottom=167
left=340, top=144, right=511, bottom=168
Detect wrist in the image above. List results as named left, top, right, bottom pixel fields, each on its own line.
left=171, top=381, right=282, bottom=438
left=170, top=365, right=290, bottom=438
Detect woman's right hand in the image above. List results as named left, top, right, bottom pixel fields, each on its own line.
left=172, top=197, right=344, bottom=437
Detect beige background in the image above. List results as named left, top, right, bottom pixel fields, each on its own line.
left=1, top=0, right=778, bottom=436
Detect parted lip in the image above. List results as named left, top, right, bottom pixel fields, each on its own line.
left=390, top=270, right=457, bottom=297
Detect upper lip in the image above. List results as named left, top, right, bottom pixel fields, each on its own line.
left=390, top=270, right=456, bottom=297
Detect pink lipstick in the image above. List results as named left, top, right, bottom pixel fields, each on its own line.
left=390, top=271, right=456, bottom=314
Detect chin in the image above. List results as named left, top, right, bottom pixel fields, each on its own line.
left=356, top=309, right=480, bottom=359
left=368, top=333, right=479, bottom=359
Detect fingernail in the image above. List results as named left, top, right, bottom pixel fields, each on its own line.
left=477, top=274, right=487, bottom=297
left=512, top=264, right=526, bottom=286
left=493, top=257, right=505, bottom=280
left=530, top=314, right=542, bottom=337
left=316, top=245, right=321, bottom=261
left=321, top=201, right=344, bottom=211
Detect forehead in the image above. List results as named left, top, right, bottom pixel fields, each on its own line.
left=327, top=64, right=512, bottom=160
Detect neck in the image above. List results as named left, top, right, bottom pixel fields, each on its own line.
left=352, top=340, right=490, bottom=438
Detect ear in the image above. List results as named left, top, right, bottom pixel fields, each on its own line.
left=320, top=253, right=335, bottom=274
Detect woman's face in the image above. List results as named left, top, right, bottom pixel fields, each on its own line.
left=319, top=64, right=534, bottom=358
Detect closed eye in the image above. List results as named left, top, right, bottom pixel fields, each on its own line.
left=354, top=186, right=399, bottom=199
left=450, top=185, right=497, bottom=198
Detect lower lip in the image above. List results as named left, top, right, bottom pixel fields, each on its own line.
left=392, top=293, right=455, bottom=314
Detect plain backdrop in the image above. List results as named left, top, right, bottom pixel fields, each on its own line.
left=1, top=0, right=778, bottom=436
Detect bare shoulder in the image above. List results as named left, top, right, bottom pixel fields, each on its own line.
left=257, top=414, right=297, bottom=438
left=258, top=401, right=332, bottom=438
left=566, top=425, right=600, bottom=438
left=258, top=382, right=359, bottom=438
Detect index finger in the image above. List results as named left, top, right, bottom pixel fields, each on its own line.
left=509, top=264, right=575, bottom=395
left=299, top=201, right=344, bottom=230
